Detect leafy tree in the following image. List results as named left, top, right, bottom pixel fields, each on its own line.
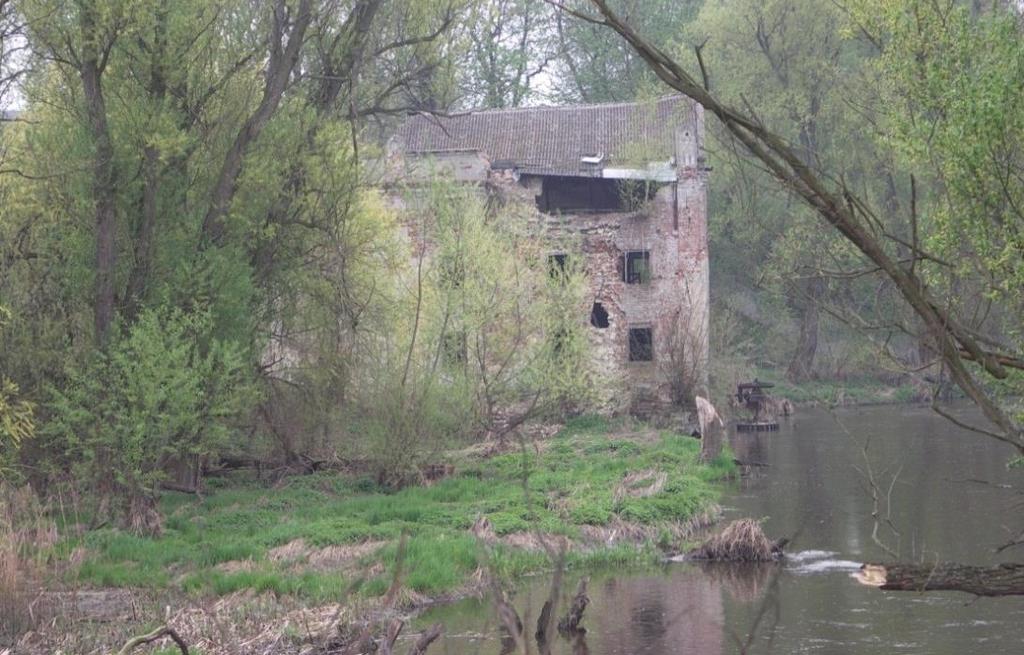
left=849, top=0, right=1024, bottom=376
left=0, top=307, right=34, bottom=479
left=0, top=0, right=462, bottom=522
left=346, top=182, right=596, bottom=486
left=689, top=0, right=889, bottom=382
left=457, top=0, right=557, bottom=108
left=551, top=0, right=703, bottom=103
left=45, top=308, right=255, bottom=534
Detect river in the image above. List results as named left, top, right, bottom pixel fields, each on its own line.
left=415, top=404, right=1024, bottom=654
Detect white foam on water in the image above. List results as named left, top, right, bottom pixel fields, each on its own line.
left=790, top=558, right=863, bottom=574
left=786, top=549, right=838, bottom=562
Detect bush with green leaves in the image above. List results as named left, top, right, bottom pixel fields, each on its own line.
left=344, top=182, right=598, bottom=487
left=45, top=308, right=256, bottom=533
left=0, top=307, right=34, bottom=480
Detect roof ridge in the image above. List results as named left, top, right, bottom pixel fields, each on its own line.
left=441, top=94, right=684, bottom=118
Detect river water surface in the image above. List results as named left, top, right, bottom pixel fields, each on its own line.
left=416, top=404, right=1024, bottom=654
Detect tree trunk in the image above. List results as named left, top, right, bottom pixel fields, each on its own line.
left=200, top=0, right=313, bottom=246
left=700, top=421, right=723, bottom=463
left=859, top=562, right=1024, bottom=596
left=79, top=7, right=117, bottom=347
left=124, top=9, right=168, bottom=323
left=126, top=493, right=163, bottom=537
left=786, top=275, right=825, bottom=382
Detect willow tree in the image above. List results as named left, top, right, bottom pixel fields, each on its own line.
left=0, top=0, right=460, bottom=530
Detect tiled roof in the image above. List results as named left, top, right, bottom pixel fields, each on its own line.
left=394, top=96, right=697, bottom=177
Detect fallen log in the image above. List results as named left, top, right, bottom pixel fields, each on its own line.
left=857, top=562, right=1024, bottom=597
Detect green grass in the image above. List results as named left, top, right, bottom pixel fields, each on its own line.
left=63, top=417, right=733, bottom=601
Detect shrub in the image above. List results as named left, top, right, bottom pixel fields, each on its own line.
left=0, top=377, right=33, bottom=479
left=45, top=308, right=256, bottom=535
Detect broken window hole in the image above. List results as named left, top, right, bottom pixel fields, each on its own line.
left=590, top=302, right=609, bottom=328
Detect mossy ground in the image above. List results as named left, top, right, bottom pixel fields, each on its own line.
left=58, top=416, right=734, bottom=603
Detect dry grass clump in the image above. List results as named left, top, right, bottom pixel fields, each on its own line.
left=612, top=470, right=667, bottom=503
left=1, top=484, right=57, bottom=643
left=689, top=519, right=780, bottom=562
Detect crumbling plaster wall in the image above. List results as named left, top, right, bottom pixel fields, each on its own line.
left=391, top=150, right=710, bottom=416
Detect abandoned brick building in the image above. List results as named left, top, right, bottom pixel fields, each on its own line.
left=390, top=96, right=710, bottom=414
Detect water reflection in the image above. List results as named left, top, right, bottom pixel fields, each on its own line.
left=419, top=405, right=1024, bottom=654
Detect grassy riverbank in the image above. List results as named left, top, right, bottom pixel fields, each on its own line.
left=59, top=416, right=734, bottom=604
left=748, top=369, right=930, bottom=407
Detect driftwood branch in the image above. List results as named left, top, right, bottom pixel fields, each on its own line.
left=117, top=625, right=189, bottom=655
left=378, top=618, right=404, bottom=655
left=858, top=562, right=1024, bottom=597
left=408, top=623, right=443, bottom=655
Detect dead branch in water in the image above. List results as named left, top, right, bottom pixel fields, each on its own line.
left=378, top=618, right=404, bottom=655
left=408, top=623, right=443, bottom=655
left=117, top=625, right=189, bottom=655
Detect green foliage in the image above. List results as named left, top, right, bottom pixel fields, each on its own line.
left=551, top=1, right=704, bottom=104
left=344, top=182, right=596, bottom=487
left=0, top=377, right=34, bottom=476
left=848, top=1, right=1024, bottom=394
left=0, top=307, right=35, bottom=477
left=45, top=308, right=256, bottom=517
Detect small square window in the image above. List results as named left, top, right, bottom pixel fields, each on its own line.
left=548, top=253, right=568, bottom=280
left=623, top=251, right=650, bottom=284
left=628, top=327, right=653, bottom=362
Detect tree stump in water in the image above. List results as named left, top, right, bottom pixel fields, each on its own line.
left=557, top=578, right=589, bottom=635
left=858, top=562, right=1024, bottom=596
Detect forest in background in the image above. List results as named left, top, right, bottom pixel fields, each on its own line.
left=0, top=0, right=1022, bottom=554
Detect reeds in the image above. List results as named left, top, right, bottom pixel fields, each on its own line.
left=689, top=518, right=780, bottom=562
left=1, top=483, right=56, bottom=643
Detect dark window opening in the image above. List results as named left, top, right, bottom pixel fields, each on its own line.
left=590, top=302, right=609, bottom=328
left=548, top=253, right=568, bottom=280
left=623, top=250, right=651, bottom=284
left=628, top=327, right=653, bottom=362
left=535, top=176, right=661, bottom=214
